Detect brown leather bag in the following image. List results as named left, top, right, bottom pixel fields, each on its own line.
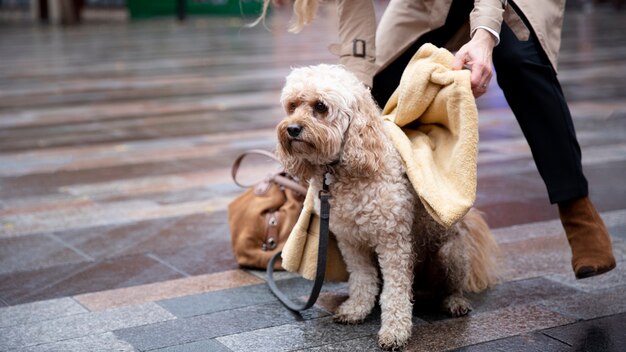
left=228, top=150, right=307, bottom=270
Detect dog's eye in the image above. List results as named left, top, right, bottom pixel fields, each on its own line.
left=314, top=101, right=328, bottom=114
left=288, top=102, right=297, bottom=113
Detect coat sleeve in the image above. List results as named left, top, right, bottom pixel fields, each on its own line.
left=469, top=0, right=506, bottom=37
left=328, top=0, right=378, bottom=87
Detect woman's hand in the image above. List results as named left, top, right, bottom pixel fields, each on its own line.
left=452, top=28, right=497, bottom=98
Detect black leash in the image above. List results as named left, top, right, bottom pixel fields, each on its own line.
left=266, top=171, right=333, bottom=311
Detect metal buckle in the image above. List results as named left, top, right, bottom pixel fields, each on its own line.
left=352, top=39, right=366, bottom=58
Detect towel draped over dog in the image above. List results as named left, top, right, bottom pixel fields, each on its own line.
left=281, top=44, right=479, bottom=281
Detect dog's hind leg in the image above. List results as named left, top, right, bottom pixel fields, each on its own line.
left=434, top=231, right=473, bottom=317
left=333, top=240, right=379, bottom=324
left=375, top=239, right=415, bottom=350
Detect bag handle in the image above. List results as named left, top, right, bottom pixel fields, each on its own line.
left=231, top=149, right=281, bottom=188
left=266, top=176, right=331, bottom=312
left=231, top=150, right=307, bottom=195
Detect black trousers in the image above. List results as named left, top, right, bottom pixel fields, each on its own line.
left=372, top=1, right=588, bottom=204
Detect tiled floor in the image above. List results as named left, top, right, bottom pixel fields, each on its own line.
left=1, top=1, right=626, bottom=351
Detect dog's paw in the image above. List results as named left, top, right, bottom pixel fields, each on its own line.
left=332, top=299, right=371, bottom=324
left=332, top=312, right=365, bottom=325
left=442, top=295, right=472, bottom=317
left=377, top=324, right=411, bottom=351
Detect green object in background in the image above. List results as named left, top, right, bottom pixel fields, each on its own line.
left=127, top=0, right=265, bottom=19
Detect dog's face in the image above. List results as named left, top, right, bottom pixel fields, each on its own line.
left=276, top=65, right=372, bottom=179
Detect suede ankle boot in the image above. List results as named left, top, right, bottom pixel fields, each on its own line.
left=558, top=196, right=616, bottom=279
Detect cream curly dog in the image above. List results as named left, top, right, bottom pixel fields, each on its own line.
left=276, top=64, right=499, bottom=350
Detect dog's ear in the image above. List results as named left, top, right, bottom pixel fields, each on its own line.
left=342, top=90, right=385, bottom=176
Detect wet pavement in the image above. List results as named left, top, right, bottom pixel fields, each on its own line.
left=1, top=2, right=626, bottom=351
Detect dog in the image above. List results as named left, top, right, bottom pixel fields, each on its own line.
left=276, top=64, right=499, bottom=350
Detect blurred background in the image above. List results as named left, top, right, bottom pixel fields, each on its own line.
left=0, top=1, right=626, bottom=351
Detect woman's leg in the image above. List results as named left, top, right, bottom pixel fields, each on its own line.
left=493, top=21, right=615, bottom=279
left=493, top=23, right=588, bottom=203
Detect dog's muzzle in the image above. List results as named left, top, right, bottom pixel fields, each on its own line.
left=287, top=124, right=303, bottom=138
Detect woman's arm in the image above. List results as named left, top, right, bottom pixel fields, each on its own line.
left=330, top=0, right=377, bottom=87
left=454, top=0, right=506, bottom=98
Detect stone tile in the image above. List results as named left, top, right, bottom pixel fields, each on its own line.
left=0, top=297, right=87, bottom=328
left=584, top=161, right=626, bottom=213
left=52, top=212, right=238, bottom=279
left=497, top=234, right=573, bottom=281
left=491, top=208, right=626, bottom=244
left=0, top=159, right=211, bottom=200
left=295, top=336, right=380, bottom=352
left=608, top=223, right=626, bottom=241
left=150, top=233, right=239, bottom=277
left=216, top=316, right=384, bottom=352
left=542, top=313, right=626, bottom=352
left=538, top=286, right=626, bottom=320
left=451, top=332, right=570, bottom=352
left=13, top=332, right=136, bottom=352
left=476, top=160, right=626, bottom=230
left=158, top=277, right=332, bottom=318
left=494, top=221, right=626, bottom=284
left=477, top=141, right=626, bottom=179
left=0, top=254, right=184, bottom=305
left=0, top=302, right=175, bottom=350
left=413, top=277, right=581, bottom=322
left=466, top=278, right=581, bottom=314
left=491, top=218, right=564, bottom=244
left=0, top=234, right=90, bottom=275
left=403, top=304, right=575, bottom=352
left=54, top=212, right=227, bottom=261
left=312, top=291, right=349, bottom=314
left=545, top=255, right=626, bottom=293
left=246, top=268, right=301, bottom=281
left=2, top=194, right=232, bottom=238
left=0, top=261, right=90, bottom=306
left=115, top=302, right=328, bottom=351
left=152, top=339, right=232, bottom=352
left=75, top=269, right=263, bottom=311
left=476, top=199, right=557, bottom=230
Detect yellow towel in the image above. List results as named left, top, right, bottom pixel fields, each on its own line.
left=281, top=186, right=349, bottom=281
left=383, top=43, right=478, bottom=227
left=281, top=43, right=478, bottom=281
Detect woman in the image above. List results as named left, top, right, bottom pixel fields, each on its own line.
left=260, top=0, right=616, bottom=279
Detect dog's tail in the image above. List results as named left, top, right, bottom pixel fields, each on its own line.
left=458, top=208, right=500, bottom=293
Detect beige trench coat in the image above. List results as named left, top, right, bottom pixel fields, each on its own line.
left=331, top=0, right=566, bottom=87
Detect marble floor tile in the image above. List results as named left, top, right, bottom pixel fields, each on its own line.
left=0, top=303, right=174, bottom=350
left=0, top=233, right=90, bottom=275
left=11, top=332, right=136, bottom=352
left=0, top=254, right=184, bottom=305
left=404, top=304, right=575, bottom=352
left=75, top=269, right=262, bottom=311
left=0, top=297, right=87, bottom=328
left=216, top=316, right=383, bottom=352
left=538, top=286, right=626, bottom=321
left=542, top=313, right=626, bottom=352
left=115, top=302, right=328, bottom=351
left=451, top=332, right=570, bottom=352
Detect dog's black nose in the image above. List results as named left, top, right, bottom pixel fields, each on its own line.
left=287, top=124, right=302, bottom=138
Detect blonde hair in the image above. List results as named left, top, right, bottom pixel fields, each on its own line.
left=248, top=0, right=320, bottom=33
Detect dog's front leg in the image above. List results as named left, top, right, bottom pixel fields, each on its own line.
left=333, top=240, right=379, bottom=324
left=376, top=239, right=415, bottom=350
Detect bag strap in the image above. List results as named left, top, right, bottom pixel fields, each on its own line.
left=231, top=150, right=307, bottom=195
left=231, top=149, right=280, bottom=188
left=266, top=174, right=332, bottom=311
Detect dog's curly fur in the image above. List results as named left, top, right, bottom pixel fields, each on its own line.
left=276, top=64, right=499, bottom=350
